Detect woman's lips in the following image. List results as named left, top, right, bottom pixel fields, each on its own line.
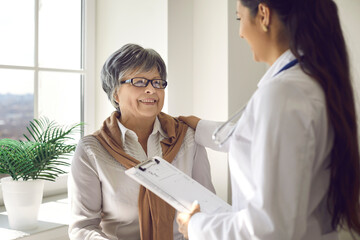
left=139, top=99, right=157, bottom=104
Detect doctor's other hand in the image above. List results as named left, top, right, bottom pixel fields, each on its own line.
left=178, top=116, right=201, bottom=130
left=176, top=201, right=201, bottom=239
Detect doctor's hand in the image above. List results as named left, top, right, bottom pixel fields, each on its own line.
left=176, top=201, right=201, bottom=239
left=178, top=116, right=201, bottom=130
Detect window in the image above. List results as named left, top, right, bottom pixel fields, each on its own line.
left=0, top=0, right=83, bottom=136
left=0, top=0, right=95, bottom=203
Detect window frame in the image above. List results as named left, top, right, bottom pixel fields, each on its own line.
left=0, top=0, right=95, bottom=205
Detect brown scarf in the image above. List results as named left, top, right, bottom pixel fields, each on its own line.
left=93, top=111, right=188, bottom=240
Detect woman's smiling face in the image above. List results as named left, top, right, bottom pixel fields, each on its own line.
left=115, top=67, right=165, bottom=123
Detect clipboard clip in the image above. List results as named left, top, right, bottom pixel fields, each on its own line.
left=137, top=158, right=160, bottom=171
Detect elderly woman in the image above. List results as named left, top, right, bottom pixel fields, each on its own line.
left=68, top=43, right=215, bottom=240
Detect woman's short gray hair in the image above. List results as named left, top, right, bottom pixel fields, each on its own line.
left=101, top=43, right=167, bottom=110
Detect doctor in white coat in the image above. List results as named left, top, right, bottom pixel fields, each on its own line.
left=177, top=0, right=360, bottom=239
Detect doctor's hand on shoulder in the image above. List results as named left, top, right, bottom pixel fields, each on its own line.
left=178, top=116, right=201, bottom=130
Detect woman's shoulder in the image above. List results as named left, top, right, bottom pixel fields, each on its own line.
left=77, top=135, right=102, bottom=150
left=75, top=135, right=123, bottom=167
left=183, top=126, right=195, bottom=142
left=74, top=135, right=107, bottom=160
left=173, top=124, right=197, bottom=155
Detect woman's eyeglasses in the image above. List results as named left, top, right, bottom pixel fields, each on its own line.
left=120, top=77, right=168, bottom=89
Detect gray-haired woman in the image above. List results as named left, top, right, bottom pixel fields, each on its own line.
left=68, top=43, right=215, bottom=240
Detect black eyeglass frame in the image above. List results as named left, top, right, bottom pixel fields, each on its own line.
left=120, top=77, right=168, bottom=89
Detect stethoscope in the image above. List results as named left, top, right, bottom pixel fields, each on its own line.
left=212, top=58, right=299, bottom=147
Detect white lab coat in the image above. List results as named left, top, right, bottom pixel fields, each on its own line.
left=188, top=50, right=338, bottom=240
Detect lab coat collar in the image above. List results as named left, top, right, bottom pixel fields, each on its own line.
left=257, top=49, right=297, bottom=88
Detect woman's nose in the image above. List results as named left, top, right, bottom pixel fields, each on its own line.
left=145, top=84, right=155, bottom=94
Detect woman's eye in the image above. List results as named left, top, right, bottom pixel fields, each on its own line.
left=236, top=18, right=241, bottom=21
left=133, top=78, right=147, bottom=86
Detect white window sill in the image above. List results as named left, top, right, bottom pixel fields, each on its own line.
left=0, top=193, right=69, bottom=240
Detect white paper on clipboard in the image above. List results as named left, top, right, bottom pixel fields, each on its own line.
left=125, top=156, right=232, bottom=214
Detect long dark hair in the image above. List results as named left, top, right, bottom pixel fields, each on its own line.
left=240, top=0, right=360, bottom=234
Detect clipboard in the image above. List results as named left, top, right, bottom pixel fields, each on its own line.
left=125, top=156, right=232, bottom=214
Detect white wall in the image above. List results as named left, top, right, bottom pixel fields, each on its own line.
left=192, top=0, right=228, bottom=120
left=336, top=2, right=360, bottom=239
left=335, top=0, right=360, bottom=126
left=167, top=0, right=193, bottom=117
left=95, top=0, right=168, bottom=129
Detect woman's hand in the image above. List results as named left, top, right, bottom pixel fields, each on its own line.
left=178, top=116, right=201, bottom=130
left=176, top=201, right=201, bottom=239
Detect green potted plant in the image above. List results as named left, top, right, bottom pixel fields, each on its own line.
left=0, top=117, right=82, bottom=230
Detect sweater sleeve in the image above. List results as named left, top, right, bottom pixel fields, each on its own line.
left=68, top=138, right=110, bottom=240
left=191, top=142, right=216, bottom=194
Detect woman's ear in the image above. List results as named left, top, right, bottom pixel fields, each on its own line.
left=258, top=3, right=270, bottom=32
left=113, top=90, right=119, bottom=104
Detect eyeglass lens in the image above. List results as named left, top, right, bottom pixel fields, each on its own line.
left=132, top=78, right=167, bottom=89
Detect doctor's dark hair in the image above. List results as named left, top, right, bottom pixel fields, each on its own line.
left=240, top=0, right=360, bottom=234
left=101, top=43, right=167, bottom=110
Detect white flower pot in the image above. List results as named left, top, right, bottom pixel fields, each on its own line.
left=1, top=177, right=44, bottom=230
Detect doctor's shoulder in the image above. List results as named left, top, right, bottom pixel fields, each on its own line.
left=258, top=67, right=325, bottom=103
left=276, top=66, right=325, bottom=102
left=251, top=78, right=326, bottom=123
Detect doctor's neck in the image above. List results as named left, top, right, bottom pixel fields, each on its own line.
left=266, top=43, right=290, bottom=66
